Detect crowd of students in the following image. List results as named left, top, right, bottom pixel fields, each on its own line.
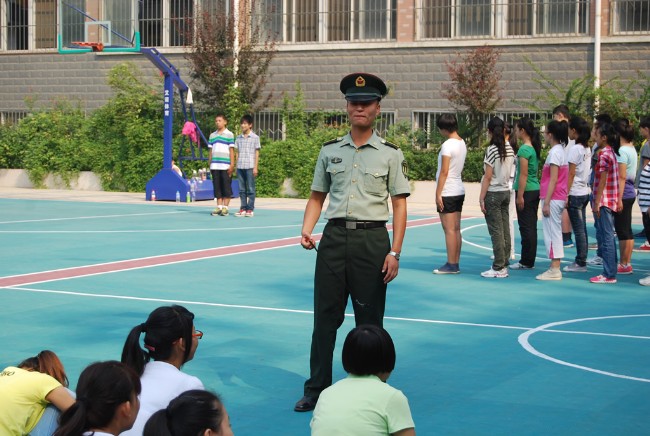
left=434, top=107, right=650, bottom=285
left=1, top=304, right=413, bottom=435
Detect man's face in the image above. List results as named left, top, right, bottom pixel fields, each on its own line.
left=346, top=99, right=380, bottom=128
left=240, top=121, right=252, bottom=133
left=641, top=126, right=650, bottom=140
left=553, top=113, right=568, bottom=122
left=215, top=116, right=226, bottom=130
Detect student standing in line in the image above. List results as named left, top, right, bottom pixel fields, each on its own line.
left=433, top=113, right=467, bottom=274
left=634, top=116, right=650, bottom=252
left=536, top=120, right=570, bottom=281
left=613, top=118, right=638, bottom=274
left=208, top=113, right=235, bottom=216
left=234, top=114, right=261, bottom=218
left=587, top=114, right=614, bottom=266
left=590, top=122, right=621, bottom=283
left=563, top=116, right=592, bottom=273
left=510, top=117, right=541, bottom=270
left=553, top=105, right=575, bottom=248
left=479, top=117, right=515, bottom=278
left=636, top=160, right=650, bottom=285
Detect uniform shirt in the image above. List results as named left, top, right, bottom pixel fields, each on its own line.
left=637, top=162, right=650, bottom=213
left=0, top=366, right=62, bottom=435
left=593, top=145, right=620, bottom=212
left=566, top=142, right=592, bottom=196
left=436, top=137, right=467, bottom=196
left=208, top=128, right=235, bottom=170
left=121, top=361, right=204, bottom=436
left=540, top=143, right=569, bottom=201
left=483, top=143, right=515, bottom=192
left=617, top=145, right=637, bottom=199
left=311, top=375, right=415, bottom=436
left=311, top=131, right=410, bottom=221
left=234, top=131, right=261, bottom=169
left=514, top=144, right=540, bottom=192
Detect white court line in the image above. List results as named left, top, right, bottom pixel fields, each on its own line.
left=5, top=286, right=650, bottom=341
left=0, top=224, right=303, bottom=234
left=0, top=211, right=185, bottom=225
left=519, top=314, right=650, bottom=383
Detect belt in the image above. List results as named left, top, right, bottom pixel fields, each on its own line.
left=328, top=219, right=387, bottom=230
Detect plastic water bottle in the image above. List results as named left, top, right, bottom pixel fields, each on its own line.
left=191, top=179, right=197, bottom=202
left=151, top=190, right=156, bottom=201
left=175, top=190, right=180, bottom=202
left=186, top=190, right=190, bottom=203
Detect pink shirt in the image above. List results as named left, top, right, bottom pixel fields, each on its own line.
left=540, top=144, right=568, bottom=200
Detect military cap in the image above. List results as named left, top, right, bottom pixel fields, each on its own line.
left=339, top=73, right=387, bottom=102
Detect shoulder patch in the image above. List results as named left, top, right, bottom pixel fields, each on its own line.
left=323, top=137, right=343, bottom=146
left=380, top=139, right=399, bottom=150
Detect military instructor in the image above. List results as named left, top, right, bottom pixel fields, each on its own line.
left=294, top=73, right=410, bottom=412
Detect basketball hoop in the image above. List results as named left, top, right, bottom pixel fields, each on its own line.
left=70, top=41, right=105, bottom=52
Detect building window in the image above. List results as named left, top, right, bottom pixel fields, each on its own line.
left=417, top=0, right=589, bottom=39
left=2, top=0, right=56, bottom=51
left=611, top=0, right=650, bottom=34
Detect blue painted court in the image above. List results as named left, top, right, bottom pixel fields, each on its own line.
left=1, top=194, right=649, bottom=435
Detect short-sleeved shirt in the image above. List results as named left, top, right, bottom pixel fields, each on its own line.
left=311, top=131, right=411, bottom=221
left=483, top=143, right=515, bottom=192
left=540, top=144, right=569, bottom=200
left=566, top=142, right=592, bottom=196
left=234, top=131, right=261, bottom=169
left=637, top=162, right=650, bottom=212
left=436, top=137, right=467, bottom=196
left=208, top=128, right=235, bottom=170
left=310, top=374, right=415, bottom=436
left=593, top=145, right=620, bottom=211
left=617, top=145, right=638, bottom=199
left=635, top=140, right=650, bottom=188
left=0, top=366, right=62, bottom=434
left=514, top=145, right=540, bottom=192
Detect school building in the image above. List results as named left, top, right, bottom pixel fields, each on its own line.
left=1, top=0, right=649, bottom=134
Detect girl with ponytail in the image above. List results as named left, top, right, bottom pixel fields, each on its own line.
left=120, top=305, right=205, bottom=435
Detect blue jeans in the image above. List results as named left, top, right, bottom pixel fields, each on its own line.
left=595, top=206, right=617, bottom=278
left=567, top=194, right=590, bottom=266
left=237, top=168, right=256, bottom=211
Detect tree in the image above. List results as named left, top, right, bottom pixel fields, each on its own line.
left=443, top=46, right=502, bottom=148
left=184, top=3, right=277, bottom=123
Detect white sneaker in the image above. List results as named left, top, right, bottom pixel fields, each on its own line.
left=481, top=268, right=509, bottom=278
left=587, top=255, right=603, bottom=266
left=639, top=275, right=650, bottom=286
left=563, top=262, right=587, bottom=273
left=510, top=262, right=534, bottom=270
left=536, top=268, right=562, bottom=280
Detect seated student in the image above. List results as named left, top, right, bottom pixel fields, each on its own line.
left=121, top=305, right=205, bottom=436
left=55, top=361, right=141, bottom=436
left=144, top=390, right=233, bottom=436
left=310, top=325, right=415, bottom=436
left=0, top=350, right=75, bottom=435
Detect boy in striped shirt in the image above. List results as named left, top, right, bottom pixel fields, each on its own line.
left=208, top=114, right=235, bottom=216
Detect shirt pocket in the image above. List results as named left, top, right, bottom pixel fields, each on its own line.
left=326, top=164, right=347, bottom=192
left=363, top=168, right=388, bottom=195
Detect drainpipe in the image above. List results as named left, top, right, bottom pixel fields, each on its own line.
left=594, top=0, right=602, bottom=112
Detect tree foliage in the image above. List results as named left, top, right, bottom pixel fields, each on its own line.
left=443, top=46, right=502, bottom=147
left=184, top=7, right=277, bottom=114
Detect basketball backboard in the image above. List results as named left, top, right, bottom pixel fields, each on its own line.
left=58, top=0, right=140, bottom=53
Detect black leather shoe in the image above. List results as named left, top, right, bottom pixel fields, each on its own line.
left=294, top=395, right=317, bottom=412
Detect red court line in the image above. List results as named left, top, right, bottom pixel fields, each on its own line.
left=0, top=217, right=443, bottom=288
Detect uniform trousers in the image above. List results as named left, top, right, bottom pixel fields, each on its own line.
left=304, top=222, right=390, bottom=398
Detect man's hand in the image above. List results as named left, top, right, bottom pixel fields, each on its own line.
left=382, top=254, right=399, bottom=284
left=301, top=232, right=316, bottom=250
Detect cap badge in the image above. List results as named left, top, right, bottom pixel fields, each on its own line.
left=355, top=76, right=365, bottom=87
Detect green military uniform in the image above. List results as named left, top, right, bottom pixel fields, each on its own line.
left=304, top=130, right=410, bottom=398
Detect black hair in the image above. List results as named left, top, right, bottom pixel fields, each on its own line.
left=614, top=118, right=635, bottom=143
left=121, top=305, right=195, bottom=376
left=594, top=113, right=613, bottom=130
left=569, top=116, right=591, bottom=148
left=515, top=117, right=542, bottom=158
left=487, top=117, right=507, bottom=161
left=598, top=123, right=621, bottom=155
left=436, top=113, right=458, bottom=133
left=640, top=115, right=650, bottom=130
left=215, top=113, right=228, bottom=122
left=55, top=361, right=141, bottom=436
left=342, top=325, right=396, bottom=376
left=504, top=121, right=518, bottom=153
left=144, top=390, right=226, bottom=436
left=546, top=120, right=569, bottom=146
left=240, top=114, right=254, bottom=125
left=552, top=104, right=571, bottom=120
